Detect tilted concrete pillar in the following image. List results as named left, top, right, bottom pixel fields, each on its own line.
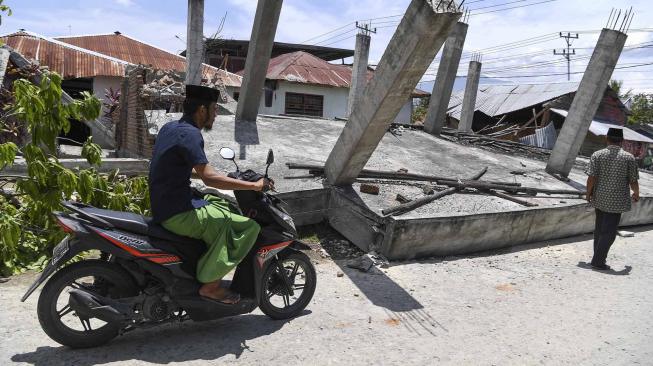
left=235, top=0, right=283, bottom=122
left=347, top=33, right=371, bottom=118
left=325, top=0, right=461, bottom=185
left=423, top=21, right=468, bottom=135
left=546, top=29, right=627, bottom=176
left=458, top=60, right=482, bottom=133
left=185, top=0, right=204, bottom=86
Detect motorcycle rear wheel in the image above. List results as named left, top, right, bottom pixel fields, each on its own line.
left=259, top=251, right=316, bottom=320
left=37, top=260, right=138, bottom=348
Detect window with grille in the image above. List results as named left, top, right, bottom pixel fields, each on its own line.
left=285, top=92, right=324, bottom=117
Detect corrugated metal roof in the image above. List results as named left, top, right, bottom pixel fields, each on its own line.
left=56, top=33, right=242, bottom=87
left=0, top=31, right=129, bottom=78
left=551, top=108, right=653, bottom=143
left=448, top=82, right=580, bottom=119
left=261, top=51, right=429, bottom=97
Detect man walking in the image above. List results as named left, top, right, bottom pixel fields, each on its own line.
left=586, top=128, right=640, bottom=270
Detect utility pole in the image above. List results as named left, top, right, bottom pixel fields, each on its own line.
left=355, top=21, right=377, bottom=36
left=553, top=32, right=579, bottom=81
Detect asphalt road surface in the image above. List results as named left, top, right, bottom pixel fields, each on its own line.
left=2, top=226, right=652, bottom=365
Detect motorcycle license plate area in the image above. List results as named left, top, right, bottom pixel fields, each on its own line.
left=21, top=236, right=71, bottom=302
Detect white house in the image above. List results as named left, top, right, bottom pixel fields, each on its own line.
left=238, top=51, right=428, bottom=123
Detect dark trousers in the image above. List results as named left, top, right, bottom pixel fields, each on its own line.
left=592, top=209, right=621, bottom=266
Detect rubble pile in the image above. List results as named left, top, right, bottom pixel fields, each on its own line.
left=140, top=66, right=234, bottom=104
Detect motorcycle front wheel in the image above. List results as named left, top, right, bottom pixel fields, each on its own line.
left=259, top=251, right=316, bottom=320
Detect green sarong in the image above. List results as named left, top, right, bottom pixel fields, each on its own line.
left=162, top=195, right=260, bottom=283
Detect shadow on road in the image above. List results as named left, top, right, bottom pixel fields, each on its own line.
left=577, top=261, right=633, bottom=276
left=12, top=312, right=308, bottom=366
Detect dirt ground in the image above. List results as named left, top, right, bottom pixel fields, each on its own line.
left=1, top=224, right=652, bottom=366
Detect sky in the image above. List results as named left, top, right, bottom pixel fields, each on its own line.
left=1, top=0, right=652, bottom=93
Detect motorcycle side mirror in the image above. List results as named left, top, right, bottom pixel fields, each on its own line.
left=219, top=147, right=235, bottom=160
left=266, top=149, right=274, bottom=165
left=219, top=147, right=239, bottom=171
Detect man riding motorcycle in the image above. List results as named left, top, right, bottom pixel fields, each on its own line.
left=148, top=85, right=272, bottom=304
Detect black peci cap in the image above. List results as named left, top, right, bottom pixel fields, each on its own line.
left=185, top=84, right=219, bottom=102
left=607, top=127, right=624, bottom=140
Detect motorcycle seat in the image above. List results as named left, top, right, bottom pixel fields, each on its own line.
left=79, top=206, right=204, bottom=246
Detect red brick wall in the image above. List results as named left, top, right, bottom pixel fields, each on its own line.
left=116, top=66, right=155, bottom=158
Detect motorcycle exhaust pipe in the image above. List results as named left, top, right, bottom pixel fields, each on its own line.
left=68, top=289, right=132, bottom=323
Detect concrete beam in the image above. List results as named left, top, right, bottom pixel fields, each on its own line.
left=235, top=0, right=283, bottom=122
left=0, top=48, right=9, bottom=87
left=185, top=0, right=204, bottom=86
left=423, top=21, right=468, bottom=135
left=458, top=60, right=481, bottom=133
left=546, top=29, right=628, bottom=176
left=347, top=33, right=371, bottom=118
left=325, top=0, right=461, bottom=185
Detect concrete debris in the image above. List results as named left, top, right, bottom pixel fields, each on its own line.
left=346, top=254, right=374, bottom=272
left=617, top=231, right=635, bottom=237
left=422, top=185, right=435, bottom=195
left=360, top=183, right=380, bottom=195
left=346, top=251, right=390, bottom=273
left=336, top=271, right=344, bottom=278
left=396, top=193, right=411, bottom=203
left=397, top=168, right=408, bottom=174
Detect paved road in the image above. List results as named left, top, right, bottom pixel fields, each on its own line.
left=2, top=226, right=652, bottom=365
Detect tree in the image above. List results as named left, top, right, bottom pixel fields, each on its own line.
left=0, top=71, right=150, bottom=276
left=0, top=0, right=11, bottom=26
left=628, top=93, right=653, bottom=125
left=609, top=79, right=632, bottom=101
left=412, top=98, right=429, bottom=125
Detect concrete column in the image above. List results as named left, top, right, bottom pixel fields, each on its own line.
left=546, top=29, right=628, bottom=176
left=325, top=0, right=461, bottom=185
left=235, top=0, right=283, bottom=122
left=185, top=0, right=204, bottom=86
left=458, top=60, right=481, bottom=133
left=423, top=21, right=468, bottom=135
left=0, top=48, right=10, bottom=86
left=347, top=33, right=371, bottom=118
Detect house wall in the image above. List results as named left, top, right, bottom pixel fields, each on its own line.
left=247, top=81, right=413, bottom=122
left=92, top=76, right=123, bottom=104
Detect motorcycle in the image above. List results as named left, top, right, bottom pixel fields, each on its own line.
left=21, top=148, right=316, bottom=348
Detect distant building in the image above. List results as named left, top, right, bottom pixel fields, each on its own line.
left=447, top=82, right=653, bottom=159
left=244, top=51, right=429, bottom=122
left=187, top=39, right=354, bottom=73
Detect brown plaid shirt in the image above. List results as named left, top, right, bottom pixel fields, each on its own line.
left=586, top=145, right=639, bottom=213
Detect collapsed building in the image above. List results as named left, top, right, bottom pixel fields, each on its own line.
left=446, top=82, right=653, bottom=160
left=2, top=0, right=651, bottom=261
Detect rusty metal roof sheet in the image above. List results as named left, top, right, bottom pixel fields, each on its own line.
left=56, top=32, right=242, bottom=87
left=261, top=51, right=429, bottom=97
left=0, top=31, right=129, bottom=78
left=448, top=82, right=581, bottom=119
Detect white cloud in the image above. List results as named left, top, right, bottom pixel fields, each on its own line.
left=114, top=0, right=134, bottom=6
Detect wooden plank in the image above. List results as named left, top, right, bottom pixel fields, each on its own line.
left=381, top=167, right=488, bottom=216
left=482, top=189, right=539, bottom=207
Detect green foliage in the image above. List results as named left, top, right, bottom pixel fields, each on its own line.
left=609, top=79, right=632, bottom=101
left=411, top=98, right=429, bottom=124
left=627, top=93, right=653, bottom=125
left=0, top=0, right=11, bottom=26
left=0, top=71, right=150, bottom=276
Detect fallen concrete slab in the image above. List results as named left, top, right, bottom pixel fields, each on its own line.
left=150, top=113, right=653, bottom=260
left=3, top=158, right=149, bottom=176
